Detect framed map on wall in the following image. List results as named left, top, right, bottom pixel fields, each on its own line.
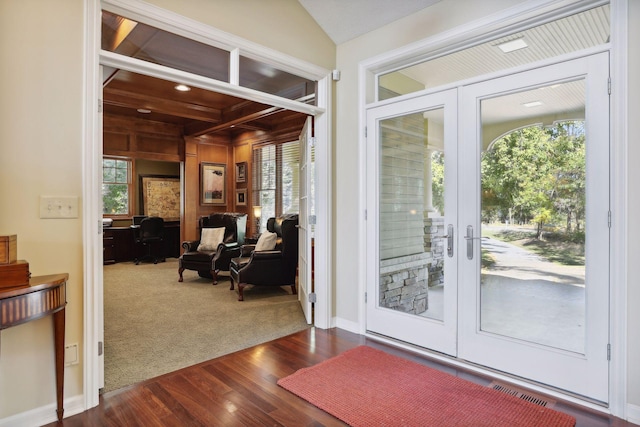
left=140, top=175, right=180, bottom=221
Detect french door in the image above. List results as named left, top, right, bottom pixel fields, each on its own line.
left=298, top=117, right=313, bottom=323
left=366, top=89, right=458, bottom=356
left=366, top=53, right=610, bottom=402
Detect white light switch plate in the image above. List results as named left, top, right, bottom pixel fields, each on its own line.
left=40, top=196, right=79, bottom=219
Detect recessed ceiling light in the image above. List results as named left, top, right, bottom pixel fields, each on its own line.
left=523, top=101, right=543, bottom=108
left=137, top=108, right=151, bottom=114
left=497, top=38, right=528, bottom=53
left=175, top=84, right=191, bottom=92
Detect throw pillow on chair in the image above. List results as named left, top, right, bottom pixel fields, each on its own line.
left=197, top=227, right=225, bottom=251
left=255, top=231, right=277, bottom=251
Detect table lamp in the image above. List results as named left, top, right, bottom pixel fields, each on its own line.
left=253, top=205, right=262, bottom=235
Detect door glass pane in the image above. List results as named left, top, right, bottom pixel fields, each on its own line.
left=102, top=10, right=230, bottom=82
left=479, top=80, right=586, bottom=353
left=240, top=56, right=316, bottom=104
left=377, top=5, right=608, bottom=101
left=379, top=108, right=445, bottom=321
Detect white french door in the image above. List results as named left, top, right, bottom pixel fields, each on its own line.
left=459, top=53, right=610, bottom=402
left=366, top=53, right=610, bottom=402
left=366, top=89, right=458, bottom=356
left=298, top=117, right=313, bottom=324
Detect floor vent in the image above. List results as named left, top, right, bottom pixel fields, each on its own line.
left=489, top=381, right=556, bottom=408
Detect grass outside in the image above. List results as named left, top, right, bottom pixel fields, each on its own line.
left=482, top=225, right=585, bottom=266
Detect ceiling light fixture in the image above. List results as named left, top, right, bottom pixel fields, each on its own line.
left=174, top=84, right=191, bottom=92
left=137, top=108, right=151, bottom=114
left=496, top=38, right=528, bottom=53
left=523, top=101, right=543, bottom=108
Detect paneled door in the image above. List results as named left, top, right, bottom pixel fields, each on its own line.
left=366, top=89, right=458, bottom=356
left=458, top=53, right=610, bottom=402
left=298, top=117, right=313, bottom=324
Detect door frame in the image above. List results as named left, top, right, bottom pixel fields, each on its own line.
left=82, top=0, right=333, bottom=410
left=358, top=0, right=628, bottom=417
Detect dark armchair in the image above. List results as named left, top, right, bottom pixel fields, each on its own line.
left=178, top=213, right=247, bottom=284
left=229, top=214, right=298, bottom=301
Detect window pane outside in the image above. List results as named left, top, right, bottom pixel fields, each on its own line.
left=252, top=141, right=301, bottom=231
left=103, top=157, right=131, bottom=216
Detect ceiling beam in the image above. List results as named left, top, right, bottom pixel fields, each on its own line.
left=185, top=102, right=281, bottom=136
left=103, top=87, right=222, bottom=123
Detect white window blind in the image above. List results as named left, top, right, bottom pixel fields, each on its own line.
left=252, top=141, right=300, bottom=231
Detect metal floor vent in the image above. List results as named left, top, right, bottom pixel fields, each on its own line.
left=489, top=381, right=556, bottom=408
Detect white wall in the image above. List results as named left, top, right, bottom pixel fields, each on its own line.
left=0, top=0, right=85, bottom=419
left=0, top=0, right=334, bottom=421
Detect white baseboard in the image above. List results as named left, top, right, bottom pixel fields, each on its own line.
left=0, top=395, right=84, bottom=427
left=335, top=317, right=360, bottom=334
left=627, top=403, right=640, bottom=425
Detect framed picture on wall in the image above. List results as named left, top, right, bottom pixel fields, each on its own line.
left=235, top=189, right=247, bottom=207
left=201, top=162, right=226, bottom=205
left=140, top=175, right=180, bottom=221
left=235, top=162, right=247, bottom=183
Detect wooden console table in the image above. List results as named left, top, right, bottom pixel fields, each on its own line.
left=0, top=273, right=68, bottom=422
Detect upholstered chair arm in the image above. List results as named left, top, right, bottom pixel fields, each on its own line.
left=240, top=244, right=257, bottom=257
left=182, top=240, right=200, bottom=252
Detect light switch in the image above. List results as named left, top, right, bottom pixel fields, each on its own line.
left=40, top=196, right=79, bottom=219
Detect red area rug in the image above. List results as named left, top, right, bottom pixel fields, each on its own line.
left=278, top=346, right=576, bottom=426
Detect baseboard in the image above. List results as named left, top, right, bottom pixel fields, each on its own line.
left=335, top=317, right=360, bottom=334
left=0, top=394, right=84, bottom=427
left=627, top=402, right=640, bottom=425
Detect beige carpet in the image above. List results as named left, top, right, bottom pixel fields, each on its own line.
left=103, top=258, right=309, bottom=393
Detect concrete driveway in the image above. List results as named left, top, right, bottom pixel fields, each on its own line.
left=480, top=235, right=586, bottom=353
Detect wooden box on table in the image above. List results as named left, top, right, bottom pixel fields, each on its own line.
left=0, top=260, right=31, bottom=289
left=0, top=234, right=17, bottom=265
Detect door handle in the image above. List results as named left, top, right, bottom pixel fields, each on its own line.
left=434, top=225, right=454, bottom=257
left=464, top=225, right=482, bottom=260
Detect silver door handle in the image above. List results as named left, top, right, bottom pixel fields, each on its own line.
left=464, top=225, right=482, bottom=260
left=435, top=225, right=454, bottom=257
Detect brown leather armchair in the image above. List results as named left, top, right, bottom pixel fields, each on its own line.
left=229, top=214, right=298, bottom=301
left=178, top=213, right=247, bottom=284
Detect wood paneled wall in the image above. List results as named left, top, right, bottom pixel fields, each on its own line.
left=104, top=115, right=184, bottom=162
left=103, top=112, right=307, bottom=246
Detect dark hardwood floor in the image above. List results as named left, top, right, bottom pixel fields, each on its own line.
left=47, top=328, right=635, bottom=426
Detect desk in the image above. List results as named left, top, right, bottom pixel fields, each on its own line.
left=0, top=273, right=68, bottom=421
left=103, top=222, right=180, bottom=264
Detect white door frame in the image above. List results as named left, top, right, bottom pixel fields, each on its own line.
left=358, top=0, right=627, bottom=417
left=82, top=0, right=333, bottom=410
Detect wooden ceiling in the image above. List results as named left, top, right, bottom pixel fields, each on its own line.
left=103, top=70, right=308, bottom=137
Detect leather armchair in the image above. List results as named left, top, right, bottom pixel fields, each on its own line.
left=178, top=213, right=247, bottom=284
left=230, top=214, right=298, bottom=301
